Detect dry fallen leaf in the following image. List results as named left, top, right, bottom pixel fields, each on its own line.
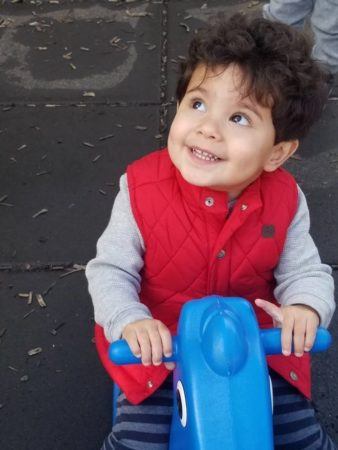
left=27, top=347, right=42, bottom=356
left=144, top=43, right=156, bottom=51
left=50, top=322, right=66, bottom=336
left=82, top=141, right=94, bottom=148
left=59, top=267, right=83, bottom=278
left=32, top=208, right=48, bottom=219
left=110, top=36, right=128, bottom=50
left=179, top=22, right=190, bottom=32
left=99, top=134, right=114, bottom=141
left=0, top=18, right=14, bottom=28
left=36, top=294, right=47, bottom=308
left=62, top=51, right=72, bottom=60
left=126, top=9, right=152, bottom=18
left=82, top=91, right=96, bottom=97
left=36, top=170, right=50, bottom=177
left=0, top=202, right=14, bottom=207
left=23, top=309, right=35, bottom=319
left=43, top=282, right=56, bottom=296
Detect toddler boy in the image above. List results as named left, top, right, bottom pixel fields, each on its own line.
left=86, top=13, right=336, bottom=450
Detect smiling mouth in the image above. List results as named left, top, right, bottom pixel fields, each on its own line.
left=190, top=147, right=221, bottom=162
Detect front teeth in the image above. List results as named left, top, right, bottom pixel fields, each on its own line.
left=192, top=147, right=219, bottom=161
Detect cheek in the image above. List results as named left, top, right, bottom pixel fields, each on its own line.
left=167, top=124, right=180, bottom=161
left=169, top=114, right=191, bottom=142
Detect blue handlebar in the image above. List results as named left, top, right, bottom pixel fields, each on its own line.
left=260, top=326, right=332, bottom=355
left=109, top=327, right=331, bottom=365
left=109, top=336, right=178, bottom=365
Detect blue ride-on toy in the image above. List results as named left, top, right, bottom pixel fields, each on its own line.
left=108, top=296, right=332, bottom=450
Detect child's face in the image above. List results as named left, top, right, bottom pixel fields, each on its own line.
left=168, top=64, right=283, bottom=199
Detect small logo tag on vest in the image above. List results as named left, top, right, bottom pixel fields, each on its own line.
left=262, top=225, right=275, bottom=238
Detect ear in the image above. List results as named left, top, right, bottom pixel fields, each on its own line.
left=264, top=139, right=299, bottom=172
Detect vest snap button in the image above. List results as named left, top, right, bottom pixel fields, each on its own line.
left=205, top=197, right=214, bottom=207
left=217, top=249, right=226, bottom=259
left=147, top=380, right=154, bottom=389
left=240, top=204, right=248, bottom=211
left=290, top=371, right=298, bottom=381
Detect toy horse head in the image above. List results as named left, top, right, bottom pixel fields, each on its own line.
left=169, top=296, right=273, bottom=450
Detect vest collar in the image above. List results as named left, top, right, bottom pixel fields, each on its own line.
left=174, top=162, right=263, bottom=218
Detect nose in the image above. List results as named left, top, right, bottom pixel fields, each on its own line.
left=197, top=114, right=222, bottom=140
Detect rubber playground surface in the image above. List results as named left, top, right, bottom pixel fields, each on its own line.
left=0, top=1, right=337, bottom=449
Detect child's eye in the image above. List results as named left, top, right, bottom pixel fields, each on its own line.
left=230, top=114, right=250, bottom=126
left=192, top=100, right=206, bottom=112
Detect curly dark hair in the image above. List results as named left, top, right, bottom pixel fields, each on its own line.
left=176, top=13, right=330, bottom=143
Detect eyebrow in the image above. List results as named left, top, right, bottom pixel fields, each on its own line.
left=186, top=86, right=264, bottom=121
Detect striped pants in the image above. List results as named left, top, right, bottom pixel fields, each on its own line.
left=102, top=370, right=337, bottom=450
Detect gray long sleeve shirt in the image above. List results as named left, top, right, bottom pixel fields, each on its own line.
left=86, top=174, right=335, bottom=343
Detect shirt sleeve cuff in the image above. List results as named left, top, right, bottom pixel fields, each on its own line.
left=104, top=307, right=153, bottom=342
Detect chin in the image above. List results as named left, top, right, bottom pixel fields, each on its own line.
left=180, top=169, right=212, bottom=188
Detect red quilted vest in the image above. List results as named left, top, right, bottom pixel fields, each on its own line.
left=95, top=149, right=311, bottom=404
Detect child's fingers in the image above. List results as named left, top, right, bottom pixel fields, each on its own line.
left=122, top=320, right=174, bottom=367
left=158, top=322, right=174, bottom=370
left=304, top=320, right=317, bottom=352
left=255, top=299, right=283, bottom=326
left=148, top=327, right=164, bottom=366
left=292, top=318, right=306, bottom=357
left=157, top=322, right=173, bottom=358
left=124, top=329, right=141, bottom=358
left=164, top=362, right=176, bottom=370
left=136, top=329, right=152, bottom=366
left=281, top=315, right=294, bottom=356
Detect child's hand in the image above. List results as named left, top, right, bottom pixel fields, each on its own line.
left=122, top=319, right=175, bottom=370
left=255, top=299, right=320, bottom=357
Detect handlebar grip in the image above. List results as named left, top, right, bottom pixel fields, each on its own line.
left=109, top=328, right=332, bottom=365
left=109, top=337, right=178, bottom=365
left=260, top=327, right=332, bottom=355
